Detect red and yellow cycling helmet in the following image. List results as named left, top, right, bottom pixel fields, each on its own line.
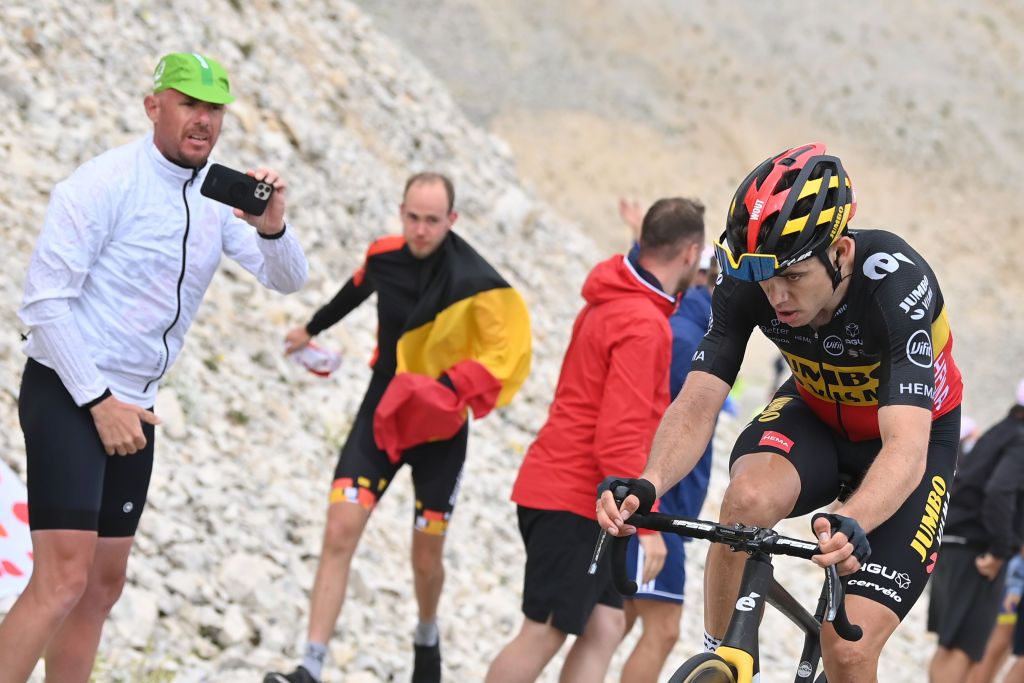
left=715, top=143, right=856, bottom=282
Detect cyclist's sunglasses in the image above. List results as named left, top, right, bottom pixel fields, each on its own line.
left=714, top=238, right=779, bottom=282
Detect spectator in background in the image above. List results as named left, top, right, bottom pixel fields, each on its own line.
left=1001, top=548, right=1024, bottom=682
left=961, top=415, right=980, bottom=456
left=0, top=52, right=308, bottom=683
left=485, top=197, right=705, bottom=683
left=928, top=380, right=1024, bottom=683
left=265, top=173, right=532, bottom=683
left=969, top=552, right=1024, bottom=683
left=615, top=198, right=716, bottom=683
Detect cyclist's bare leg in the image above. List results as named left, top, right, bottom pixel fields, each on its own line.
left=620, top=599, right=682, bottom=683
left=704, top=452, right=800, bottom=638
left=560, top=604, right=624, bottom=683
left=929, top=646, right=974, bottom=683
left=967, top=621, right=1013, bottom=683
left=306, top=500, right=372, bottom=643
left=0, top=529, right=96, bottom=683
left=43, top=536, right=133, bottom=683
left=485, top=615, right=567, bottom=683
left=820, top=594, right=899, bottom=683
left=411, top=528, right=446, bottom=623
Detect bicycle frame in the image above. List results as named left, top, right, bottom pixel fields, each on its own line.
left=714, top=551, right=826, bottom=682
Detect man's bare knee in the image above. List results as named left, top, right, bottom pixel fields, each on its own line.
left=30, top=563, right=91, bottom=617
left=322, top=503, right=368, bottom=557
left=825, top=637, right=879, bottom=680
left=80, top=570, right=128, bottom=615
left=720, top=457, right=798, bottom=525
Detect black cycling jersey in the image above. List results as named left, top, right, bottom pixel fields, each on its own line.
left=306, top=235, right=443, bottom=376
left=692, top=229, right=963, bottom=441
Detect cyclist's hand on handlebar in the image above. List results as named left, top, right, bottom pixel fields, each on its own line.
left=639, top=532, right=667, bottom=584
left=812, top=512, right=871, bottom=576
left=596, top=477, right=657, bottom=536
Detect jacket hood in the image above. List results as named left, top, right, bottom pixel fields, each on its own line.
left=581, top=255, right=676, bottom=315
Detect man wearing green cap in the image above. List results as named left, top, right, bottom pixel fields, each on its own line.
left=0, top=52, right=308, bottom=682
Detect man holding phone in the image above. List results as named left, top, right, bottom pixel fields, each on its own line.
left=0, top=52, right=307, bottom=682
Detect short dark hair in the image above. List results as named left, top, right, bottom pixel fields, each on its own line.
left=639, top=197, right=705, bottom=262
left=404, top=172, right=455, bottom=213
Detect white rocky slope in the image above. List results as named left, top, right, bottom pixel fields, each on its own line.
left=0, top=2, right=970, bottom=682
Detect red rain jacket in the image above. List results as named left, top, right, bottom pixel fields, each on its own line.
left=512, top=255, right=675, bottom=523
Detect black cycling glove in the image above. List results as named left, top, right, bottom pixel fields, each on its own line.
left=597, top=476, right=657, bottom=515
left=812, top=512, right=872, bottom=564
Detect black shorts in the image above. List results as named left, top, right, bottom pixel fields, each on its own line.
left=19, top=359, right=154, bottom=537
left=731, top=381, right=960, bottom=620
left=927, top=543, right=1006, bottom=661
left=516, top=506, right=623, bottom=636
left=331, top=372, right=468, bottom=535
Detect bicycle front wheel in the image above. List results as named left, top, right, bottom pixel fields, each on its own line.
left=667, top=652, right=738, bottom=683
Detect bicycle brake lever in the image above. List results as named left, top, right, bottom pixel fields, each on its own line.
left=823, top=565, right=863, bottom=642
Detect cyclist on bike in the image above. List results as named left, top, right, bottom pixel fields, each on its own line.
left=598, top=143, right=963, bottom=682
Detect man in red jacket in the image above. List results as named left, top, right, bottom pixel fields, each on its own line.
left=486, top=197, right=705, bottom=683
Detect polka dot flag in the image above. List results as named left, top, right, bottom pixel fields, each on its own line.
left=0, top=459, right=32, bottom=598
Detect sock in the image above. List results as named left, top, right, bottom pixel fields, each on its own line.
left=301, top=641, right=328, bottom=681
left=414, top=621, right=439, bottom=647
left=703, top=631, right=722, bottom=653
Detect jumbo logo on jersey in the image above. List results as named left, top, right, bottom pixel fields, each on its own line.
left=899, top=276, right=933, bottom=321
left=780, top=351, right=880, bottom=405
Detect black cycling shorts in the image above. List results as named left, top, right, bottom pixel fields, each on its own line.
left=517, top=506, right=623, bottom=635
left=730, top=380, right=960, bottom=620
left=331, top=372, right=468, bottom=536
left=19, top=359, right=154, bottom=537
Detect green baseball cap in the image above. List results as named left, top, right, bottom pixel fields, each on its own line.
left=152, top=52, right=235, bottom=104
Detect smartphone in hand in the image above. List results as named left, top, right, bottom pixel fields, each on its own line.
left=200, top=163, right=273, bottom=216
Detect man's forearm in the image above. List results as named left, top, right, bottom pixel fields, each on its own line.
left=255, top=227, right=308, bottom=293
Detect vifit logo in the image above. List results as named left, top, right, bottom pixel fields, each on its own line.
left=758, top=430, right=794, bottom=453
left=906, top=330, right=934, bottom=369
left=823, top=335, right=844, bottom=356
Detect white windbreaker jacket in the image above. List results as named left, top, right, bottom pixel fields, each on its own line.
left=19, top=134, right=308, bottom=407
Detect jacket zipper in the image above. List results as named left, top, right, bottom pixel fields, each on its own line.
left=814, top=330, right=850, bottom=440
left=145, top=169, right=197, bottom=391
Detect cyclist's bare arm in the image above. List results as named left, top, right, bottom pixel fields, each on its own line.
left=597, top=370, right=729, bottom=535
left=814, top=404, right=931, bottom=572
